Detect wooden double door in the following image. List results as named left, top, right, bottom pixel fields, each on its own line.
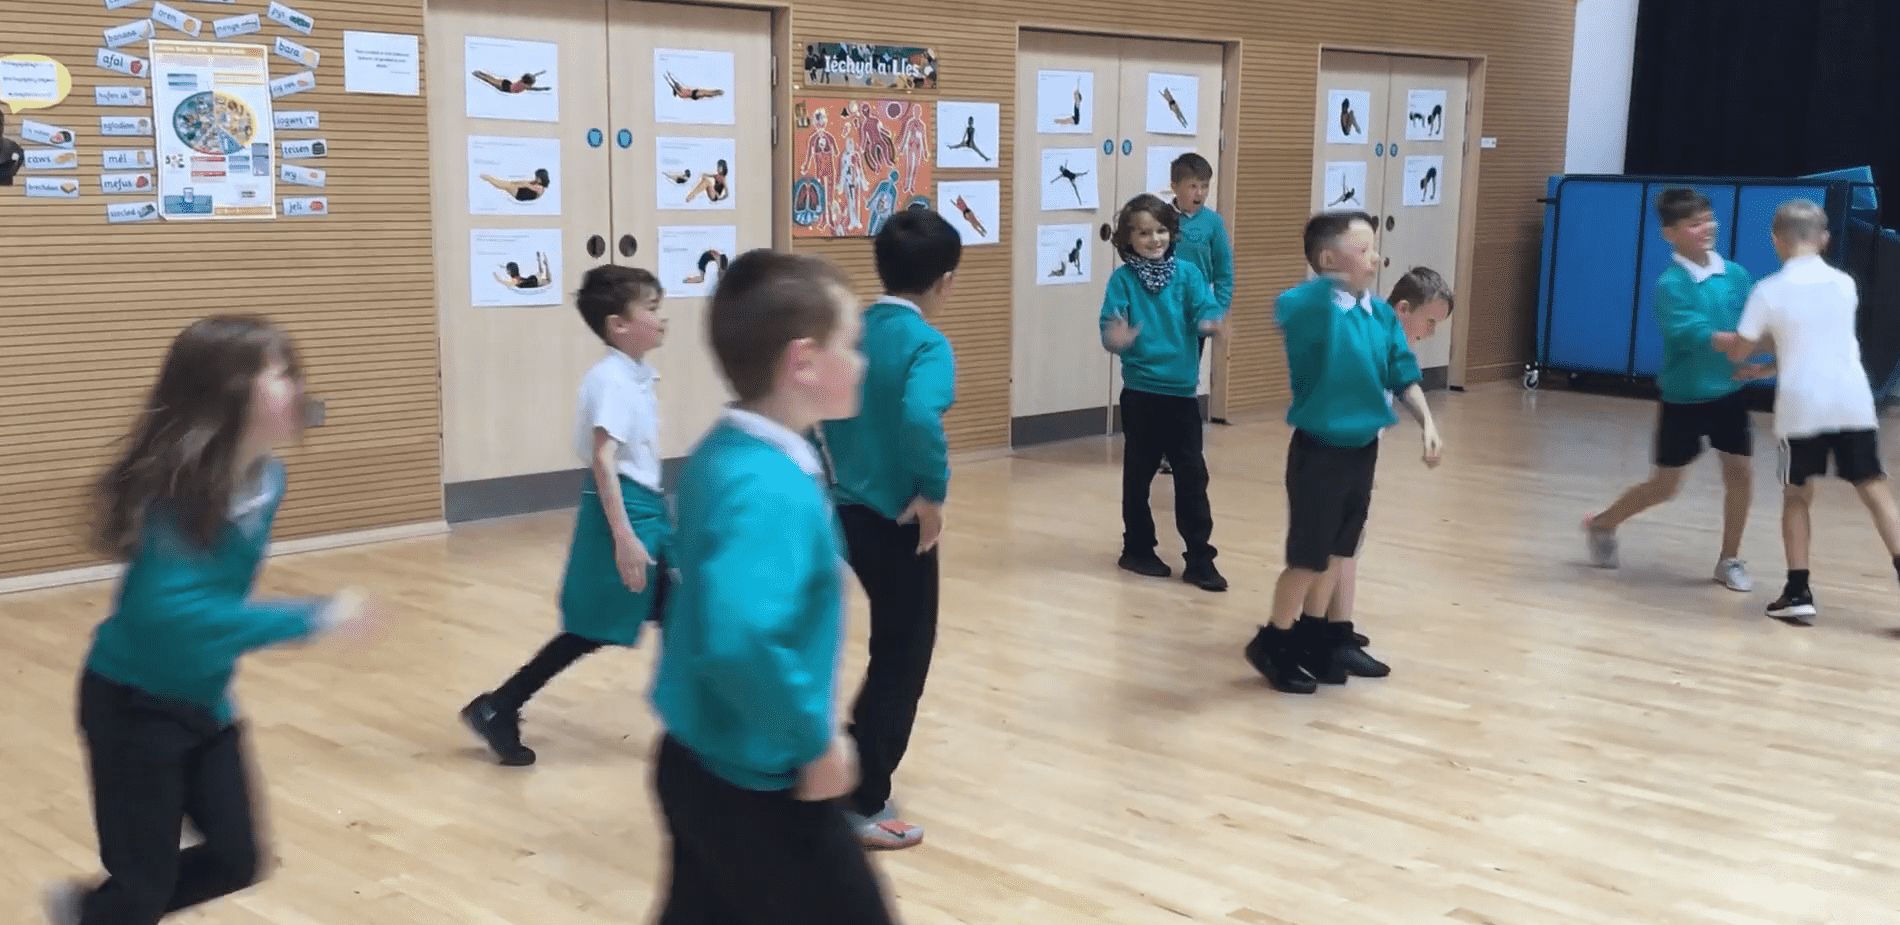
left=427, top=0, right=776, bottom=485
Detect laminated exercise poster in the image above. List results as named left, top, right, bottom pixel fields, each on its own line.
left=935, top=100, right=997, bottom=169
left=1040, top=147, right=1098, bottom=212
left=1404, top=155, right=1443, bottom=207
left=656, top=136, right=737, bottom=211
left=1145, top=73, right=1197, bottom=135
left=658, top=224, right=737, bottom=298
left=654, top=48, right=734, bottom=126
left=1323, top=160, right=1367, bottom=210
left=1035, top=223, right=1092, bottom=286
left=467, top=135, right=560, bottom=216
left=937, top=179, right=999, bottom=246
left=1406, top=88, right=1447, bottom=141
left=1146, top=145, right=1196, bottom=199
left=791, top=97, right=932, bottom=238
left=151, top=41, right=275, bottom=220
left=472, top=228, right=563, bottom=307
left=1326, top=89, right=1370, bottom=145
left=1036, top=70, right=1092, bottom=134
left=466, top=36, right=558, bottom=122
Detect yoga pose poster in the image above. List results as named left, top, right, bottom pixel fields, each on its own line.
left=657, top=224, right=738, bottom=298
left=1403, top=154, right=1443, bottom=207
left=935, top=101, right=997, bottom=169
left=656, top=136, right=737, bottom=211
left=790, top=97, right=933, bottom=238
left=937, top=179, right=999, bottom=246
left=1325, top=89, right=1369, bottom=145
left=1145, top=73, right=1198, bottom=136
left=1040, top=147, right=1098, bottom=212
left=654, top=48, right=734, bottom=126
left=465, top=36, right=558, bottom=123
left=467, top=135, right=560, bottom=216
left=1322, top=160, right=1367, bottom=210
left=1405, top=88, right=1447, bottom=141
left=1036, top=70, right=1092, bottom=135
left=1034, top=223, right=1092, bottom=286
left=471, top=228, right=563, bottom=307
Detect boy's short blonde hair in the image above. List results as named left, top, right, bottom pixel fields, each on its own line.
left=1772, top=199, right=1829, bottom=244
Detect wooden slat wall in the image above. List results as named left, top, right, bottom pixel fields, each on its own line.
left=0, top=0, right=440, bottom=580
left=787, top=0, right=1575, bottom=429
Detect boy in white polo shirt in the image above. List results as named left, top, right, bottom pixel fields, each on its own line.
left=1715, top=198, right=1900, bottom=625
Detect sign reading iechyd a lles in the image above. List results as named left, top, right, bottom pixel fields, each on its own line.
left=799, top=42, right=936, bottom=91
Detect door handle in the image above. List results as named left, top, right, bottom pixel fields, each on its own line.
left=619, top=234, right=638, bottom=257
left=586, top=234, right=606, bottom=258
left=1099, top=223, right=1111, bottom=241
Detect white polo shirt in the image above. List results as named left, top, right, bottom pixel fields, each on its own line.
left=1735, top=255, right=1877, bottom=439
left=574, top=348, right=663, bottom=492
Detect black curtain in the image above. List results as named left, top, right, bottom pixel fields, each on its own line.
left=1625, top=0, right=1900, bottom=207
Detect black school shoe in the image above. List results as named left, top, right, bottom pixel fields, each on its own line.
left=1294, top=616, right=1390, bottom=684
left=1766, top=588, right=1817, bottom=626
left=461, top=693, right=536, bottom=766
left=1182, top=559, right=1227, bottom=592
left=1244, top=625, right=1317, bottom=694
left=1119, top=550, right=1172, bottom=578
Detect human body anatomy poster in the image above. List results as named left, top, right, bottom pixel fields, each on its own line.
left=466, top=36, right=558, bottom=122
left=1036, top=223, right=1092, bottom=286
left=1145, top=73, right=1198, bottom=135
left=150, top=40, right=275, bottom=220
left=654, top=49, right=734, bottom=125
left=935, top=100, right=997, bottom=168
left=1326, top=89, right=1370, bottom=145
left=656, top=136, right=737, bottom=211
left=467, top=135, right=560, bottom=216
left=658, top=224, right=737, bottom=298
left=472, top=228, right=563, bottom=307
left=790, top=97, right=933, bottom=238
left=938, top=179, right=999, bottom=246
left=1041, top=147, right=1098, bottom=211
left=1036, top=70, right=1092, bottom=134
left=1323, top=160, right=1367, bottom=210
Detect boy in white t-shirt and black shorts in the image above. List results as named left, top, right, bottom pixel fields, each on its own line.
left=1716, top=198, right=1900, bottom=625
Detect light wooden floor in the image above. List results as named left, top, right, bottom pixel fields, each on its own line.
left=6, top=384, right=1900, bottom=924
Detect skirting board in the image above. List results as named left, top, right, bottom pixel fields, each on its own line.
left=0, top=520, right=451, bottom=596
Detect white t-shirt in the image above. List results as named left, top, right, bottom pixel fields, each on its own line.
left=574, top=348, right=663, bottom=492
left=1735, top=255, right=1877, bottom=439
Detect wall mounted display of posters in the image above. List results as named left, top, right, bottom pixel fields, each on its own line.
left=790, top=97, right=933, bottom=238
left=1040, top=147, right=1097, bottom=211
left=1406, top=88, right=1447, bottom=141
left=1323, top=160, right=1367, bottom=210
left=656, top=136, right=737, bottom=211
left=799, top=42, right=936, bottom=90
left=1144, top=73, right=1197, bottom=135
left=654, top=48, right=734, bottom=126
left=1036, top=70, right=1092, bottom=134
left=472, top=227, right=563, bottom=307
left=465, top=36, right=558, bottom=122
left=1035, top=223, right=1092, bottom=286
left=150, top=41, right=276, bottom=220
left=657, top=224, right=737, bottom=298
left=937, top=179, right=998, bottom=246
left=467, top=135, right=560, bottom=216
left=1326, top=88, right=1370, bottom=145
left=935, top=100, right=997, bottom=168
left=1145, top=145, right=1195, bottom=198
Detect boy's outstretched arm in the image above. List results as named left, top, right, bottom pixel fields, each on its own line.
left=1395, top=382, right=1443, bottom=466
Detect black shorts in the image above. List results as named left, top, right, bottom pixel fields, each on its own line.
left=1780, top=430, right=1885, bottom=486
left=1285, top=429, right=1378, bottom=571
left=1654, top=390, right=1753, bottom=468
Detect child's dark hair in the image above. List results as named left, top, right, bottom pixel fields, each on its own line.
left=1387, top=266, right=1455, bottom=315
left=1303, top=210, right=1375, bottom=273
left=1170, top=152, right=1212, bottom=184
left=1656, top=187, right=1713, bottom=227
left=709, top=249, right=852, bottom=402
left=1111, top=193, right=1179, bottom=258
left=577, top=265, right=662, bottom=341
left=94, top=316, right=303, bottom=557
left=873, top=208, right=962, bottom=295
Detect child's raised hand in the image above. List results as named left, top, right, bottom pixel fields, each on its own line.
left=1103, top=316, right=1140, bottom=352
left=1421, top=424, right=1443, bottom=469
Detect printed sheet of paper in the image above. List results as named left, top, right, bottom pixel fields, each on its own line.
left=789, top=97, right=932, bottom=238
left=344, top=31, right=420, bottom=95
left=938, top=179, right=999, bottom=246
left=467, top=135, right=561, bottom=216
left=1326, top=89, right=1370, bottom=145
left=1040, top=147, right=1098, bottom=212
left=656, top=136, right=736, bottom=211
left=1145, top=73, right=1198, bottom=135
left=472, top=228, right=564, bottom=307
left=1, top=56, right=68, bottom=110
left=657, top=225, right=738, bottom=298
left=654, top=48, right=734, bottom=125
left=1406, top=88, right=1447, bottom=141
left=1036, top=223, right=1092, bottom=286
left=935, top=100, right=997, bottom=169
left=151, top=40, right=275, bottom=220
left=1323, top=160, right=1367, bottom=210
left=1404, top=154, right=1444, bottom=207
left=465, top=36, right=558, bottom=122
left=1036, top=70, right=1092, bottom=134
left=1145, top=145, right=1196, bottom=198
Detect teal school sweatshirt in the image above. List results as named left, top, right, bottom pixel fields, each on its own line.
left=1276, top=277, right=1422, bottom=448
left=816, top=298, right=957, bottom=521
left=1174, top=206, right=1235, bottom=311
left=85, top=458, right=333, bottom=726
left=1654, top=256, right=1753, bottom=404
left=652, top=413, right=846, bottom=792
left=1100, top=261, right=1226, bottom=398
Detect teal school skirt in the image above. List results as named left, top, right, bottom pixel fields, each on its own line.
left=559, top=473, right=672, bottom=647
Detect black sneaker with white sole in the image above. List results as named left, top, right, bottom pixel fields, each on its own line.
left=1767, top=590, right=1817, bottom=626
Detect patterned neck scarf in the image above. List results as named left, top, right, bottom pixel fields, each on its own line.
left=1123, top=253, right=1176, bottom=294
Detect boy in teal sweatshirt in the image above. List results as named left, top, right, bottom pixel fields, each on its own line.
left=650, top=249, right=896, bottom=925
left=1101, top=193, right=1228, bottom=591
left=813, top=210, right=959, bottom=850
left=1158, top=151, right=1234, bottom=474
left=1246, top=211, right=1441, bottom=695
left=1584, top=188, right=1758, bottom=591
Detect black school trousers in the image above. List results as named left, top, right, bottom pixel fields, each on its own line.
left=653, top=735, right=894, bottom=925
left=75, top=671, right=263, bottom=925
left=1121, top=387, right=1216, bottom=562
left=838, top=503, right=939, bottom=818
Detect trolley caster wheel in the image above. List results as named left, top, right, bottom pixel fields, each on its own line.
left=1523, top=367, right=1541, bottom=390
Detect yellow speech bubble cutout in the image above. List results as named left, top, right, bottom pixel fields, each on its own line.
left=0, top=54, right=74, bottom=114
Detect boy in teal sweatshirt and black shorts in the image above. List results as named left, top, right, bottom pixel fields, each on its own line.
left=814, top=209, right=960, bottom=850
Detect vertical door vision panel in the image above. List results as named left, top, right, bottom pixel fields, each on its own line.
left=1375, top=55, right=1468, bottom=372
left=429, top=0, right=613, bottom=483
left=608, top=0, right=774, bottom=457
left=1116, top=36, right=1225, bottom=401
left=1012, top=31, right=1123, bottom=444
